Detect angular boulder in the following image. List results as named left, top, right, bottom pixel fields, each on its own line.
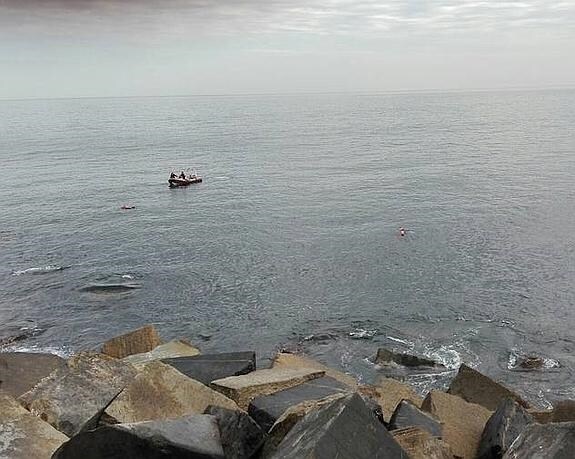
left=122, top=339, right=200, bottom=367
left=392, top=426, right=453, bottom=459
left=260, top=394, right=347, bottom=458
left=550, top=400, right=575, bottom=422
left=448, top=364, right=529, bottom=411
left=358, top=377, right=423, bottom=423
left=0, top=393, right=68, bottom=458
left=52, top=414, right=225, bottom=459
left=389, top=399, right=443, bottom=437
left=248, top=376, right=351, bottom=432
left=105, top=361, right=239, bottom=424
left=205, top=405, right=265, bottom=459
left=211, top=368, right=325, bottom=410
left=0, top=352, right=65, bottom=398
left=375, top=348, right=445, bottom=368
left=503, top=422, right=575, bottom=458
left=269, top=393, right=407, bottom=458
left=422, top=390, right=492, bottom=459
left=162, top=351, right=256, bottom=385
left=272, top=352, right=358, bottom=388
left=101, top=325, right=162, bottom=359
left=478, top=398, right=533, bottom=459
left=18, top=352, right=138, bottom=437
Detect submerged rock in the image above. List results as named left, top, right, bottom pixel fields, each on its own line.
left=162, top=351, right=256, bottom=385
left=503, top=422, right=575, bottom=458
left=448, top=364, right=530, bottom=411
left=0, top=352, right=65, bottom=398
left=0, top=393, right=68, bottom=459
left=422, top=390, right=492, bottom=459
left=269, top=393, right=407, bottom=458
left=18, top=352, right=138, bottom=437
left=101, top=325, right=162, bottom=359
left=478, top=398, right=534, bottom=459
left=374, top=348, right=445, bottom=369
left=52, top=414, right=225, bottom=459
left=211, top=368, right=325, bottom=410
left=105, top=361, right=239, bottom=424
left=205, top=405, right=265, bottom=459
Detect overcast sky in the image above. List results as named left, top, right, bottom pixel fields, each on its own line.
left=1, top=0, right=574, bottom=99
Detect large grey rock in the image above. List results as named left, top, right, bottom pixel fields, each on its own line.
left=122, top=339, right=200, bottom=367
left=272, top=352, right=358, bottom=388
left=392, top=426, right=453, bottom=459
left=248, top=376, right=350, bottom=432
left=162, top=352, right=256, bottom=385
left=448, top=364, right=529, bottom=411
left=358, top=378, right=423, bottom=423
left=205, top=405, right=265, bottom=459
left=375, top=348, right=445, bottom=368
left=18, top=352, right=138, bottom=437
left=0, top=352, right=65, bottom=398
left=211, top=368, right=325, bottom=410
left=52, top=414, right=225, bottom=459
left=270, top=393, right=407, bottom=458
left=105, top=361, right=239, bottom=424
left=422, top=390, right=492, bottom=459
left=503, top=422, right=575, bottom=459
left=478, top=398, right=534, bottom=459
left=101, top=325, right=162, bottom=359
left=389, top=399, right=443, bottom=437
left=0, top=393, right=68, bottom=459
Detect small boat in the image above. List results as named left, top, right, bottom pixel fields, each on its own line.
left=168, top=175, right=203, bottom=188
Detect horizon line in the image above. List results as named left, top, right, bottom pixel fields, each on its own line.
left=1, top=84, right=574, bottom=103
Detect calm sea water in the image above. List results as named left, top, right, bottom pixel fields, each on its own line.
left=1, top=90, right=574, bottom=406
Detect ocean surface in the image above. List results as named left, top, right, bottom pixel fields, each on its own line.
left=1, top=90, right=574, bottom=406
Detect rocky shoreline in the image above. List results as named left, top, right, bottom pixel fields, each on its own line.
left=1, top=324, right=574, bottom=458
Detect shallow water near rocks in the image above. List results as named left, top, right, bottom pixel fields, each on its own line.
left=1, top=90, right=574, bottom=407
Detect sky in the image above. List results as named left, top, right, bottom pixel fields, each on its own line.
left=1, top=0, right=574, bottom=99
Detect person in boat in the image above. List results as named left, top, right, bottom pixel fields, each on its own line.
left=179, top=171, right=186, bottom=179
left=170, top=172, right=176, bottom=178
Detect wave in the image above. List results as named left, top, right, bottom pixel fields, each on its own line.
left=80, top=282, right=142, bottom=293
left=12, top=265, right=69, bottom=276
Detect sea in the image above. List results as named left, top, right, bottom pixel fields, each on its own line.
left=1, top=90, right=574, bottom=407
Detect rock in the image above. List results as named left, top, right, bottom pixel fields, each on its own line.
left=211, top=368, right=325, bottom=410
left=272, top=352, right=358, bottom=388
left=389, top=399, right=443, bottom=437
left=0, top=393, right=68, bottom=458
left=509, top=354, right=560, bottom=371
left=0, top=352, right=65, bottom=398
left=18, top=352, right=138, bottom=437
left=374, top=348, right=445, bottom=368
left=503, top=422, right=575, bottom=458
left=162, top=351, right=256, bottom=385
left=205, top=405, right=265, bottom=459
left=122, top=339, right=200, bottom=367
left=392, top=426, right=453, bottom=459
left=422, top=390, right=492, bottom=459
left=260, top=394, right=347, bottom=458
left=248, top=376, right=351, bottom=432
left=358, top=377, right=423, bottom=423
left=447, top=364, right=530, bottom=411
left=550, top=400, right=575, bottom=422
left=269, top=393, right=407, bottom=458
left=52, top=414, right=225, bottom=459
left=101, top=325, right=162, bottom=359
left=478, top=398, right=534, bottom=459
left=105, top=361, right=239, bottom=424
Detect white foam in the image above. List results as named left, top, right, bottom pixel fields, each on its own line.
left=12, top=265, right=66, bottom=276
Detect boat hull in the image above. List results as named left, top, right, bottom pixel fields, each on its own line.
left=168, top=177, right=203, bottom=187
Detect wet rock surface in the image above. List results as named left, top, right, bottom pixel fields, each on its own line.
left=503, top=422, right=575, bottom=459
left=374, top=348, right=445, bottom=369
left=162, top=351, right=256, bottom=385
left=122, top=339, right=201, bottom=367
left=389, top=399, right=443, bottom=437
left=0, top=352, right=65, bottom=398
